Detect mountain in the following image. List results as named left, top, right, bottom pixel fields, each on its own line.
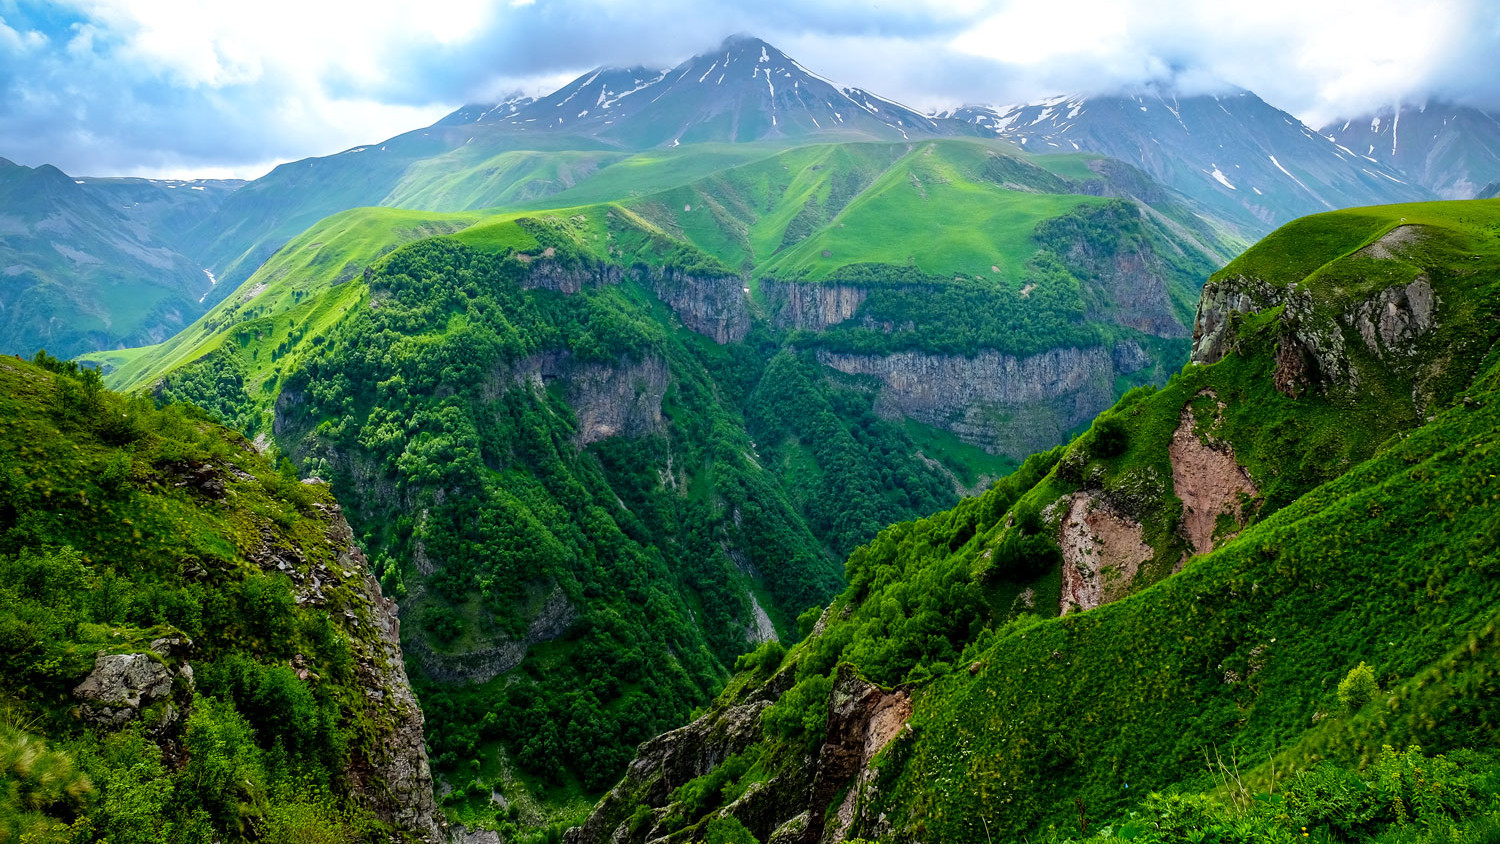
left=71, top=174, right=244, bottom=252
left=0, top=354, right=440, bottom=842
left=1320, top=101, right=1500, bottom=199
left=446, top=35, right=948, bottom=148
left=81, top=133, right=1243, bottom=829
left=945, top=88, right=1433, bottom=235
left=567, top=197, right=1500, bottom=844
left=0, top=158, right=240, bottom=359
left=176, top=36, right=955, bottom=300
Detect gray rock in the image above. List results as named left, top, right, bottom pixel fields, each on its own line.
left=649, top=268, right=752, bottom=344
left=815, top=345, right=1122, bottom=459
left=73, top=652, right=176, bottom=726
left=762, top=281, right=870, bottom=331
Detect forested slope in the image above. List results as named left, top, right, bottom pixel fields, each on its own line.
left=568, top=199, right=1500, bottom=844
left=77, top=138, right=1240, bottom=831
left=0, top=355, right=440, bottom=843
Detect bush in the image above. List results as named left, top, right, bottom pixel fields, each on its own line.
left=1337, top=661, right=1379, bottom=712
left=1092, top=414, right=1128, bottom=459
left=734, top=639, right=786, bottom=676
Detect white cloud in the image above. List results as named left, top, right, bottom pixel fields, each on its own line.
left=1, top=0, right=1495, bottom=177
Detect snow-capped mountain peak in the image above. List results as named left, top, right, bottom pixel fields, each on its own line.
left=443, top=35, right=953, bottom=147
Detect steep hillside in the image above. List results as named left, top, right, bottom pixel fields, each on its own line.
left=567, top=198, right=1500, bottom=844
left=1322, top=102, right=1500, bottom=199
left=0, top=159, right=235, bottom=359
left=102, top=207, right=990, bottom=833
left=0, top=355, right=440, bottom=842
left=87, top=205, right=489, bottom=414
left=948, top=89, right=1433, bottom=236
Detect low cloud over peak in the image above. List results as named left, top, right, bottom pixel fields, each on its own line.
left=1, top=0, right=1494, bottom=178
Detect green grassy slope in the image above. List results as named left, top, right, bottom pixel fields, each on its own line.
left=569, top=198, right=1500, bottom=844
left=0, top=355, right=438, bottom=843
left=75, top=139, right=1249, bottom=832
left=82, top=206, right=485, bottom=405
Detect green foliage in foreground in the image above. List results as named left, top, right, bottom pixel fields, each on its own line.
left=1043, top=747, right=1500, bottom=844
left=0, top=355, right=410, bottom=841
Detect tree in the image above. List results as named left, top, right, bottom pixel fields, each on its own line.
left=1337, top=661, right=1379, bottom=712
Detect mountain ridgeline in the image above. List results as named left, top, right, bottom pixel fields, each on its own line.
left=10, top=36, right=1500, bottom=366
left=49, top=33, right=1491, bottom=345
left=0, top=158, right=241, bottom=359
left=565, top=198, right=1500, bottom=843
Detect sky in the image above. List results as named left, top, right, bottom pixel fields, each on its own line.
left=0, top=0, right=1495, bottom=179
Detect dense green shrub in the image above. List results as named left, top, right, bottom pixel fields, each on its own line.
left=1337, top=662, right=1380, bottom=713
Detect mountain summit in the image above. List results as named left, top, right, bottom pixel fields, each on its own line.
left=449, top=35, right=948, bottom=147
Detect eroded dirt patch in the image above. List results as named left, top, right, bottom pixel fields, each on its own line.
left=1355, top=224, right=1427, bottom=261
left=1169, top=397, right=1258, bottom=556
left=1058, top=493, right=1154, bottom=614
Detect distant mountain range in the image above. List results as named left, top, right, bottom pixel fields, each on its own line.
left=0, top=158, right=241, bottom=358
left=6, top=34, right=1500, bottom=360
left=1320, top=101, right=1500, bottom=199
left=941, top=89, right=1430, bottom=232
left=442, top=35, right=947, bottom=147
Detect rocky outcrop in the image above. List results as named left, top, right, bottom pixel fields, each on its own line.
left=648, top=268, right=752, bottom=343
left=73, top=645, right=192, bottom=728
left=1168, top=397, right=1258, bottom=556
left=1192, top=275, right=1363, bottom=393
left=811, top=666, right=912, bottom=843
left=763, top=281, right=870, bottom=331
left=816, top=344, right=1141, bottom=459
left=320, top=502, right=445, bottom=843
left=516, top=256, right=623, bottom=294
left=1192, top=232, right=1441, bottom=399
left=505, top=351, right=670, bottom=445
left=565, top=679, right=787, bottom=844
left=746, top=593, right=778, bottom=644
left=566, top=664, right=910, bottom=844
left=1057, top=493, right=1155, bottom=614
left=1354, top=276, right=1437, bottom=359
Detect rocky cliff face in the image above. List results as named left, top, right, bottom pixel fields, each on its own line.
left=320, top=502, right=445, bottom=843
left=816, top=343, right=1149, bottom=459
left=1039, top=199, right=1190, bottom=339
left=566, top=663, right=909, bottom=844
left=516, top=255, right=624, bottom=294
left=404, top=586, right=577, bottom=684
left=504, top=350, right=670, bottom=445
left=648, top=268, right=752, bottom=343
left=762, top=281, right=870, bottom=331
left=62, top=472, right=443, bottom=842
left=1192, top=268, right=1439, bottom=399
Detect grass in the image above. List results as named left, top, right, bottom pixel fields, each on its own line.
left=902, top=419, right=1019, bottom=491
left=84, top=206, right=486, bottom=394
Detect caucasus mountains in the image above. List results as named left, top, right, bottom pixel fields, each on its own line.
left=1320, top=100, right=1500, bottom=199
left=6, top=34, right=1487, bottom=360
